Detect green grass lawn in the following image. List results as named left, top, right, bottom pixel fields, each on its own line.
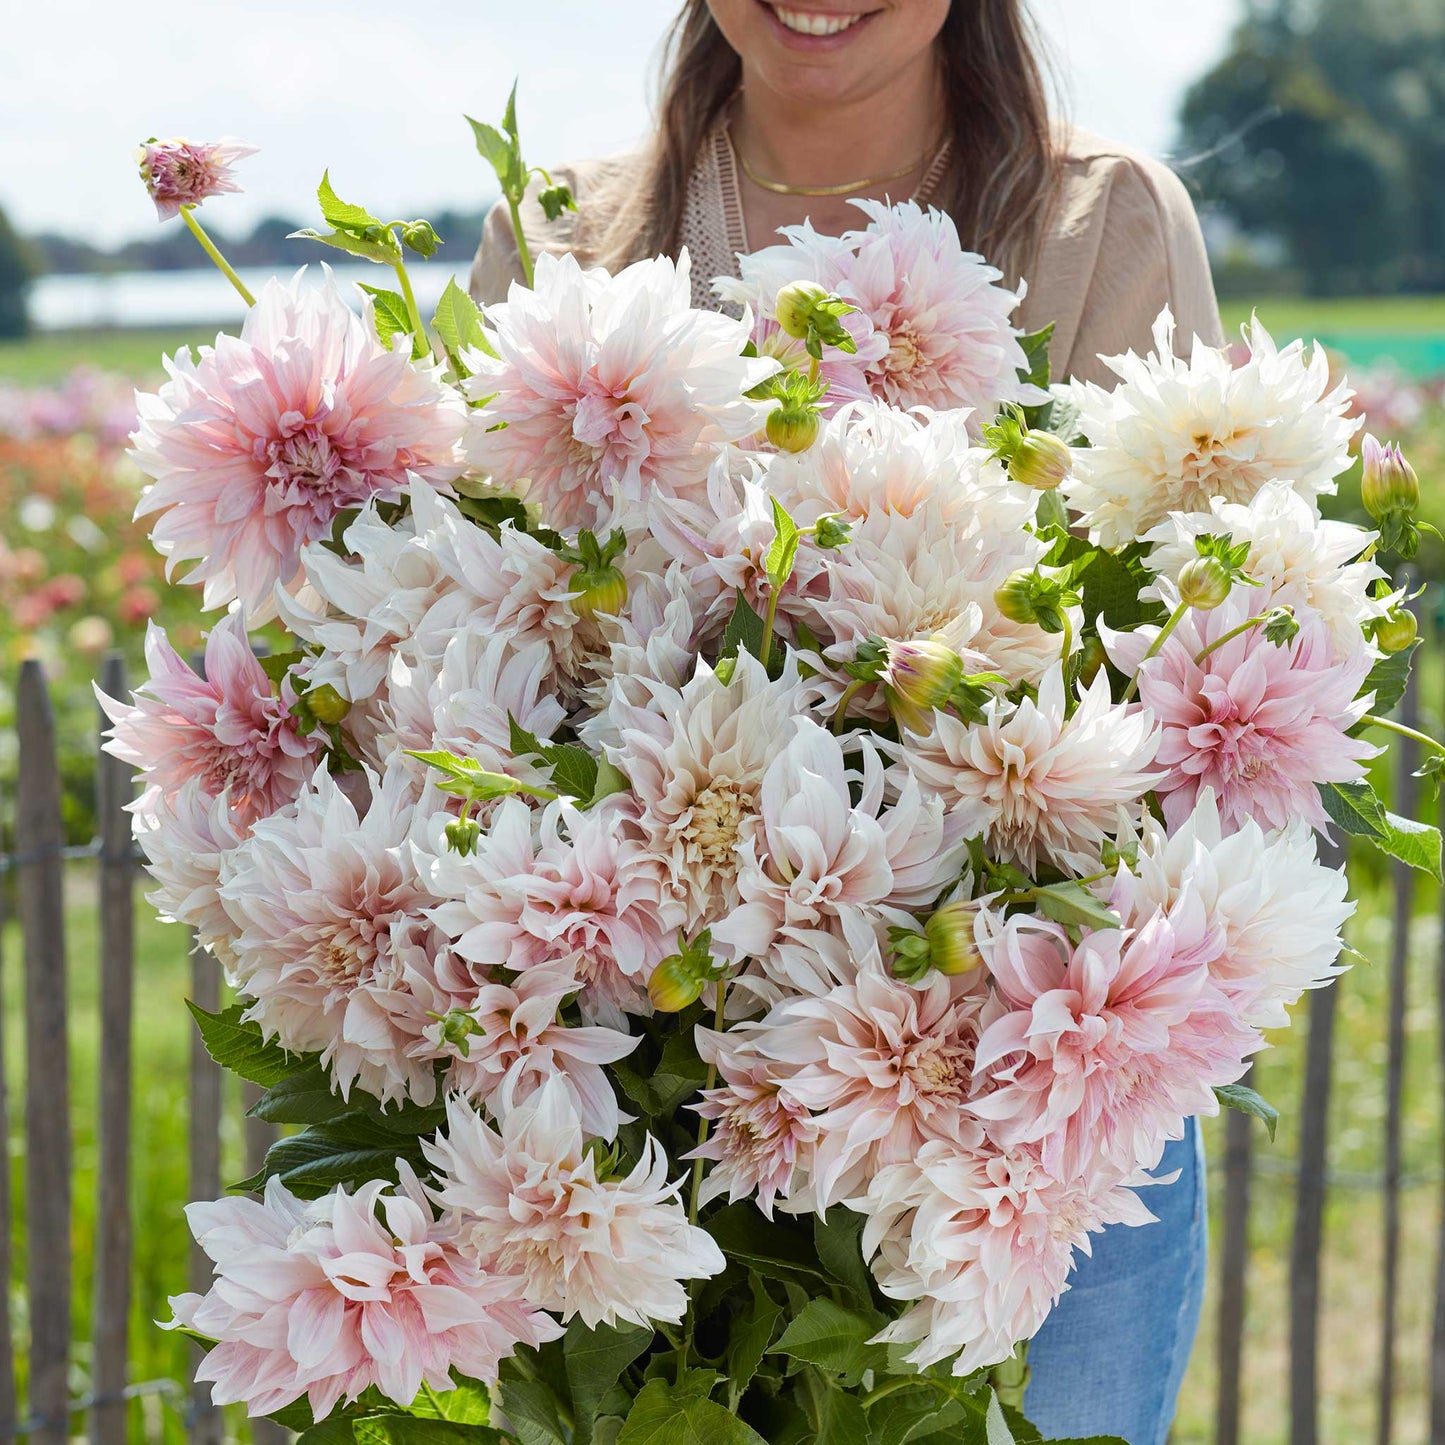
left=1221, top=294, right=1445, bottom=337
left=0, top=328, right=220, bottom=385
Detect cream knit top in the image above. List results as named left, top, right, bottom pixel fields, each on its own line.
left=469, top=124, right=1224, bottom=388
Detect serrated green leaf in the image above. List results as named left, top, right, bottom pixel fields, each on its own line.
left=705, top=1202, right=835, bottom=1286
left=1079, top=545, right=1165, bottom=630
left=590, top=757, right=630, bottom=807
left=1033, top=489, right=1070, bottom=536
left=1379, top=810, right=1444, bottom=879
left=868, top=1387, right=967, bottom=1444
left=297, top=1420, right=359, bottom=1444
left=1319, top=779, right=1389, bottom=838
left=727, top=1275, right=783, bottom=1411
left=502, top=81, right=520, bottom=142
left=564, top=1321, right=653, bottom=1445
left=1362, top=641, right=1418, bottom=716
left=769, top=1298, right=888, bottom=1385
left=409, top=1376, right=493, bottom=1424
left=616, top=1379, right=768, bottom=1445
left=289, top=226, right=397, bottom=265
left=247, top=1062, right=345, bottom=1125
left=353, top=1419, right=499, bottom=1444
left=186, top=1002, right=310, bottom=1088
left=1016, top=324, right=1054, bottom=391
left=720, top=590, right=767, bottom=663
left=258, top=649, right=306, bottom=688
left=1032, top=881, right=1121, bottom=933
left=498, top=1377, right=568, bottom=1445
left=357, top=283, right=419, bottom=353
left=765, top=495, right=801, bottom=590
left=467, top=113, right=525, bottom=197
left=814, top=1387, right=869, bottom=1445
left=1214, top=1083, right=1279, bottom=1141
left=318, top=171, right=382, bottom=233
left=813, top=1208, right=874, bottom=1308
left=433, top=276, right=491, bottom=356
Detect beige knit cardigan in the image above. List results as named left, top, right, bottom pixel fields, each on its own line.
left=468, top=125, right=1224, bottom=388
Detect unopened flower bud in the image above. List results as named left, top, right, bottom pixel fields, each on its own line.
left=1076, top=634, right=1107, bottom=686
left=1008, top=430, right=1072, bottom=491
left=433, top=1008, right=479, bottom=1054
left=1372, top=606, right=1418, bottom=655
left=774, top=280, right=830, bottom=340
left=570, top=566, right=628, bottom=623
left=924, top=900, right=983, bottom=976
left=445, top=816, right=482, bottom=856
left=883, top=636, right=966, bottom=734
left=766, top=406, right=820, bottom=454
left=812, top=514, right=852, bottom=550
left=1177, top=555, right=1232, bottom=611
left=1361, top=435, right=1420, bottom=521
left=648, top=955, right=706, bottom=1013
left=995, top=571, right=1042, bottom=626
left=401, top=220, right=440, bottom=258
left=305, top=683, right=351, bottom=725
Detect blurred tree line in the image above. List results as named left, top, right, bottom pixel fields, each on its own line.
left=0, top=203, right=32, bottom=338
left=1179, top=0, right=1444, bottom=296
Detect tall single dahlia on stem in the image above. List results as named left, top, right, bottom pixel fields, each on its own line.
left=136, top=136, right=258, bottom=220
left=1063, top=310, right=1358, bottom=547
left=131, top=271, right=469, bottom=618
left=425, top=1081, right=725, bottom=1330
left=970, top=911, right=1258, bottom=1178
left=862, top=1141, right=1153, bottom=1376
left=98, top=614, right=319, bottom=829
left=167, top=1171, right=559, bottom=1419
left=1109, top=590, right=1376, bottom=833
left=899, top=667, right=1161, bottom=876
left=463, top=251, right=775, bottom=532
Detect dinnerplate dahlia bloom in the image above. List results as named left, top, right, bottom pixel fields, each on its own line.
left=131, top=270, right=469, bottom=617
left=1064, top=310, right=1357, bottom=547
left=425, top=1081, right=725, bottom=1330
left=167, top=1171, right=558, bottom=1418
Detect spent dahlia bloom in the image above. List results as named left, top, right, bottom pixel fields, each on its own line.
left=970, top=911, right=1258, bottom=1177
left=168, top=1171, right=559, bottom=1418
left=900, top=667, right=1161, bottom=876
left=426, top=1081, right=725, bottom=1330
left=714, top=718, right=965, bottom=963
left=731, top=962, right=987, bottom=1211
left=1109, top=589, right=1376, bottom=833
left=862, top=1140, right=1153, bottom=1375
left=99, top=614, right=319, bottom=829
left=1111, top=788, right=1353, bottom=1030
left=131, top=271, right=468, bottom=617
left=1064, top=310, right=1358, bottom=547
left=218, top=763, right=466, bottom=1105
left=464, top=251, right=775, bottom=532
left=136, top=136, right=258, bottom=220
left=1143, top=481, right=1389, bottom=657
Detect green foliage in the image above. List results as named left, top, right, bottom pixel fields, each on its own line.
left=1214, top=1082, right=1281, bottom=1140
left=617, top=1378, right=768, bottom=1444
left=719, top=590, right=768, bottom=666
left=0, top=201, right=32, bottom=338
left=186, top=1001, right=308, bottom=1087
left=1320, top=778, right=1444, bottom=878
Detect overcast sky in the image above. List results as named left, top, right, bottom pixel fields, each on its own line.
left=4, top=0, right=1241, bottom=248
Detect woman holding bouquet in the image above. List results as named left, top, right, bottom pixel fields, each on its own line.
left=470, top=3, right=1222, bottom=1439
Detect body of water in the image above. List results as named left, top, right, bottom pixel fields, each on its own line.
left=30, top=262, right=463, bottom=332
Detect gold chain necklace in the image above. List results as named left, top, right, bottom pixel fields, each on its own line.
left=734, top=137, right=937, bottom=197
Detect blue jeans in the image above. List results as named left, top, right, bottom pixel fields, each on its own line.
left=1024, top=1119, right=1207, bottom=1445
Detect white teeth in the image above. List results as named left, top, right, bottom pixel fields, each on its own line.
left=772, top=6, right=864, bottom=36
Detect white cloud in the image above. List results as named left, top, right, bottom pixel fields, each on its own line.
left=2, top=0, right=1238, bottom=247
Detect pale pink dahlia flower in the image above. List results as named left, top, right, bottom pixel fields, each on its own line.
left=136, top=136, right=257, bottom=221
left=900, top=667, right=1161, bottom=877
left=99, top=614, right=318, bottom=829
left=1110, top=590, right=1376, bottom=833
left=1111, top=789, right=1352, bottom=1031
left=217, top=764, right=467, bottom=1106
left=731, top=963, right=987, bottom=1211
left=862, top=1140, right=1153, bottom=1375
left=464, top=251, right=775, bottom=532
left=1064, top=310, right=1358, bottom=548
left=426, top=1081, right=725, bottom=1330
left=131, top=271, right=468, bottom=618
left=167, top=1171, right=558, bottom=1419
left=970, top=912, right=1258, bottom=1178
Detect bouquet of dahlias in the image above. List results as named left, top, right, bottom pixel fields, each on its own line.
left=109, top=100, right=1442, bottom=1445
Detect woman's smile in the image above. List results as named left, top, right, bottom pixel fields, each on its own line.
left=754, top=0, right=883, bottom=49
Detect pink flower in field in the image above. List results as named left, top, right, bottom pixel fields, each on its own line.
left=688, top=1033, right=819, bottom=1217
left=426, top=1081, right=725, bottom=1330
left=1112, top=591, right=1376, bottom=833
left=131, top=271, right=468, bottom=618
left=136, top=136, right=258, bottom=220
left=970, top=912, right=1258, bottom=1177
left=862, top=1140, right=1152, bottom=1375
left=732, top=963, right=987, bottom=1211
left=98, top=614, right=319, bottom=830
left=167, top=1171, right=559, bottom=1419
left=463, top=251, right=776, bottom=532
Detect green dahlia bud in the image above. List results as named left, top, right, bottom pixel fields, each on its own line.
left=766, top=406, right=820, bottom=454
left=400, top=220, right=440, bottom=258
left=1371, top=606, right=1418, bottom=655
left=1076, top=634, right=1107, bottom=686
left=305, top=683, right=352, bottom=725
left=570, top=566, right=628, bottom=623
left=1177, top=555, right=1232, bottom=611
left=1008, top=430, right=1072, bottom=492
left=883, top=636, right=966, bottom=734
left=445, top=816, right=482, bottom=857
left=924, top=899, right=983, bottom=977
left=1361, top=434, right=1420, bottom=521
left=648, top=955, right=706, bottom=1014
left=995, top=571, right=1043, bottom=626
left=773, top=280, right=831, bottom=341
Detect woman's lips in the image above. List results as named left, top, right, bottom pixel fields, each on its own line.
left=756, top=1, right=881, bottom=50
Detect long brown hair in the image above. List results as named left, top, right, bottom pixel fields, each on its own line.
left=593, top=0, right=1061, bottom=283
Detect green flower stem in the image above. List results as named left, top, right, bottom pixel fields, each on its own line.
left=860, top=1376, right=917, bottom=1408
left=1122, top=599, right=1190, bottom=703
left=989, top=1342, right=1031, bottom=1411
left=390, top=256, right=428, bottom=346
left=1193, top=614, right=1267, bottom=665
left=507, top=190, right=535, bottom=287
left=1360, top=714, right=1445, bottom=755
left=180, top=206, right=255, bottom=305
left=758, top=585, right=784, bottom=672
left=831, top=678, right=866, bottom=733
left=1059, top=612, right=1073, bottom=674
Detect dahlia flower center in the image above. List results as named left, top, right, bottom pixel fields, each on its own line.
left=313, top=910, right=395, bottom=983
left=263, top=426, right=350, bottom=497
left=1179, top=426, right=1267, bottom=507
left=905, top=1038, right=971, bottom=1100
left=882, top=322, right=927, bottom=380
left=685, top=781, right=749, bottom=870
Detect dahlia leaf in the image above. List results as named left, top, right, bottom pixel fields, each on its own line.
left=706, top=1202, right=834, bottom=1287
left=408, top=1375, right=493, bottom=1424
left=769, top=1298, right=888, bottom=1385
left=1362, top=640, right=1418, bottom=716
left=1378, top=811, right=1443, bottom=880
left=1032, top=881, right=1121, bottom=934
left=564, top=1320, right=653, bottom=1444
left=186, top=1001, right=310, bottom=1087
left=1319, top=779, right=1390, bottom=839
left=353, top=1419, right=500, bottom=1444
left=247, top=1062, right=345, bottom=1125
left=500, top=1375, right=573, bottom=1445
left=616, top=1379, right=768, bottom=1445
left=289, top=226, right=397, bottom=265
left=867, top=1387, right=968, bottom=1444
left=317, top=170, right=383, bottom=234
left=357, top=283, right=420, bottom=354
left=433, top=277, right=491, bottom=356
left=727, top=1275, right=784, bottom=1411
left=720, top=590, right=768, bottom=664
left=813, top=1387, right=870, bottom=1445
left=1213, top=1083, right=1280, bottom=1141
left=813, top=1208, right=875, bottom=1308
left=1016, top=324, right=1054, bottom=392
left=985, top=1391, right=1018, bottom=1445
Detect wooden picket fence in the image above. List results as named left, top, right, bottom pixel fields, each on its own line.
left=0, top=643, right=1441, bottom=1444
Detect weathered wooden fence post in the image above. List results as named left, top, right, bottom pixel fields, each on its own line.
left=0, top=789, right=16, bottom=1433
left=1215, top=1067, right=1254, bottom=1445
left=188, top=927, right=225, bottom=1445
left=17, top=660, right=72, bottom=1445
left=92, top=652, right=136, bottom=1445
